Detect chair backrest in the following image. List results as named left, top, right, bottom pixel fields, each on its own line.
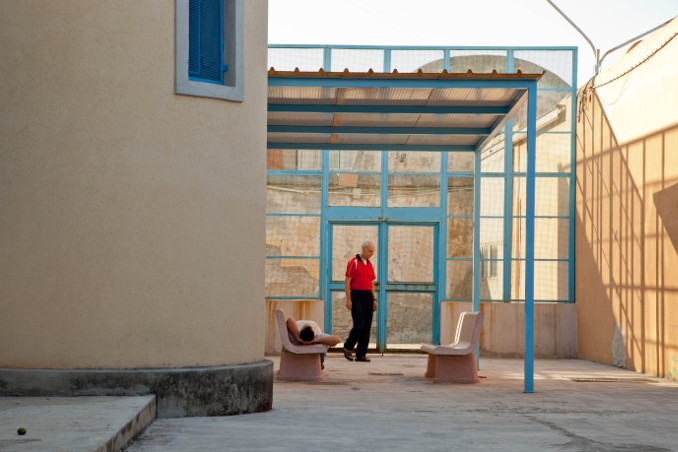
left=276, top=308, right=293, bottom=349
left=452, top=311, right=485, bottom=351
left=275, top=308, right=326, bottom=354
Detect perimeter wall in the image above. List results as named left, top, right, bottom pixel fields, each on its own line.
left=575, top=17, right=678, bottom=379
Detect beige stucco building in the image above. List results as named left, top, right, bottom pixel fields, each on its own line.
left=0, top=0, right=272, bottom=416
left=576, top=16, right=678, bottom=380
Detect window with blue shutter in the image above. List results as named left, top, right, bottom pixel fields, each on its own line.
left=188, top=0, right=223, bottom=84
left=176, top=0, right=243, bottom=101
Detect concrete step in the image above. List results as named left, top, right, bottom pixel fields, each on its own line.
left=0, top=395, right=156, bottom=452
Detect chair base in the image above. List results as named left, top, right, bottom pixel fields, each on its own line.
left=425, top=352, right=479, bottom=383
left=277, top=348, right=323, bottom=381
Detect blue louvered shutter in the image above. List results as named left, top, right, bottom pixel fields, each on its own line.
left=188, top=0, right=223, bottom=83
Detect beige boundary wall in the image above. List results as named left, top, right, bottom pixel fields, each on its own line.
left=265, top=299, right=577, bottom=358
left=1, top=0, right=268, bottom=379
left=575, top=17, right=678, bottom=380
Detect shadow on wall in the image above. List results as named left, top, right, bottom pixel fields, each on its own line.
left=653, top=182, right=678, bottom=254
left=576, top=85, right=678, bottom=379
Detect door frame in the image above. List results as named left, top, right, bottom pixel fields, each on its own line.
left=326, top=220, right=440, bottom=352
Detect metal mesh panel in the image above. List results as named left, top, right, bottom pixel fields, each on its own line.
left=391, top=50, right=444, bottom=72
left=266, top=174, right=321, bottom=215
left=447, top=217, right=473, bottom=258
left=329, top=151, right=381, bottom=172
left=449, top=50, right=508, bottom=73
left=387, top=226, right=434, bottom=283
left=265, top=258, right=319, bottom=297
left=387, top=174, right=440, bottom=208
left=511, top=218, right=569, bottom=260
left=266, top=216, right=320, bottom=257
left=388, top=151, right=440, bottom=172
left=514, top=50, right=573, bottom=87
left=447, top=177, right=474, bottom=216
left=328, top=173, right=381, bottom=207
left=386, top=293, right=433, bottom=344
left=446, top=260, right=473, bottom=300
left=480, top=177, right=504, bottom=216
left=330, top=48, right=385, bottom=72
left=448, top=152, right=474, bottom=173
left=513, top=177, right=570, bottom=217
left=514, top=133, right=573, bottom=173
left=331, top=225, right=379, bottom=281
left=268, top=47, right=324, bottom=71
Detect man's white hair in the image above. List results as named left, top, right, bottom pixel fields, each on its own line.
left=362, top=240, right=374, bottom=249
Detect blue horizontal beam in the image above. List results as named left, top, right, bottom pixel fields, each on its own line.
left=269, top=44, right=578, bottom=51
left=383, top=283, right=436, bottom=292
left=268, top=104, right=509, bottom=115
left=269, top=77, right=535, bottom=90
left=268, top=142, right=476, bottom=152
left=268, top=125, right=492, bottom=135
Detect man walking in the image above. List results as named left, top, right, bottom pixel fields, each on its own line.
left=343, top=240, right=377, bottom=362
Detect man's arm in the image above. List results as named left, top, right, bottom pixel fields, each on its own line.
left=314, top=334, right=341, bottom=347
left=372, top=280, right=378, bottom=312
left=286, top=317, right=312, bottom=345
left=345, top=276, right=352, bottom=310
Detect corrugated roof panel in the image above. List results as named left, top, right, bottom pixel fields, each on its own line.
left=406, top=135, right=480, bottom=146
left=338, top=87, right=431, bottom=105
left=335, top=134, right=409, bottom=145
left=334, top=113, right=418, bottom=128
left=268, top=112, right=334, bottom=126
left=416, top=113, right=500, bottom=128
left=427, top=87, right=519, bottom=105
left=267, top=133, right=331, bottom=144
left=268, top=86, right=337, bottom=104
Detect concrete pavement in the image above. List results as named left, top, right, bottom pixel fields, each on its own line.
left=0, top=395, right=155, bottom=452
left=127, top=355, right=678, bottom=451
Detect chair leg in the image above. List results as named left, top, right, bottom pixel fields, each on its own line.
left=277, top=348, right=322, bottom=381
left=431, top=352, right=479, bottom=383
left=425, top=354, right=437, bottom=378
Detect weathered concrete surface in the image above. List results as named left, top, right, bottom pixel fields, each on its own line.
left=0, top=395, right=154, bottom=452
left=0, top=360, right=273, bottom=418
left=127, top=355, right=678, bottom=451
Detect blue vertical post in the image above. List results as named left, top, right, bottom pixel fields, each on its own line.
left=524, top=81, right=538, bottom=393
left=472, top=150, right=481, bottom=368
left=569, top=48, right=577, bottom=303
left=472, top=151, right=481, bottom=312
left=321, top=150, right=331, bottom=332
left=377, top=151, right=389, bottom=352
left=437, top=152, right=449, bottom=345
left=323, top=46, right=331, bottom=71
left=503, top=50, right=515, bottom=303
left=321, top=49, right=331, bottom=331
left=383, top=48, right=391, bottom=73
left=443, top=49, right=450, bottom=72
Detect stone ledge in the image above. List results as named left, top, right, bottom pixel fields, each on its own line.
left=0, top=360, right=273, bottom=418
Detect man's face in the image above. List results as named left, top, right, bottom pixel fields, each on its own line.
left=362, top=243, right=375, bottom=260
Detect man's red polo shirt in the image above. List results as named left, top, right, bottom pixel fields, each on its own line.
left=346, top=255, right=376, bottom=290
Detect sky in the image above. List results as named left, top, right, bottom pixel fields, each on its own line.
left=268, top=0, right=678, bottom=87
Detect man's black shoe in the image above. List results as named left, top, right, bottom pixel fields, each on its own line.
left=355, top=356, right=371, bottom=362
left=343, top=347, right=354, bottom=361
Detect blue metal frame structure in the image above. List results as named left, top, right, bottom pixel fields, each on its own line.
left=266, top=45, right=578, bottom=393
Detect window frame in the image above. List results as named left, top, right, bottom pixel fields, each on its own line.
left=175, top=0, right=244, bottom=102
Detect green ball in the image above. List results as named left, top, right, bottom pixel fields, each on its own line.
left=17, top=428, right=26, bottom=435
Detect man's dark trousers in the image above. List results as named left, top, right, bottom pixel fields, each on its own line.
left=344, top=290, right=373, bottom=358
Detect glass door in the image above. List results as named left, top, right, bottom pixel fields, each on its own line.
left=327, top=221, right=438, bottom=352
left=328, top=223, right=379, bottom=350
left=382, top=224, right=437, bottom=350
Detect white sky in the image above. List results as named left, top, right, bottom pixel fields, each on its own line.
left=268, top=0, right=678, bottom=87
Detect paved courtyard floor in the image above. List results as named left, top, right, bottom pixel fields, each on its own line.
left=127, top=355, right=678, bottom=452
